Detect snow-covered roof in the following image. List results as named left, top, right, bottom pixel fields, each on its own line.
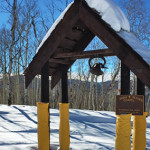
left=85, top=0, right=149, bottom=65
left=118, top=31, right=150, bottom=65
left=36, top=0, right=130, bottom=53
left=85, top=0, right=130, bottom=32
left=37, top=0, right=150, bottom=65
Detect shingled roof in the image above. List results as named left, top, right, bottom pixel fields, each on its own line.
left=24, top=0, right=150, bottom=89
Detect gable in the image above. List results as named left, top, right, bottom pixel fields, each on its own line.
left=24, top=0, right=150, bottom=89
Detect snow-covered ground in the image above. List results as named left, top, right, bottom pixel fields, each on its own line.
left=0, top=105, right=149, bottom=150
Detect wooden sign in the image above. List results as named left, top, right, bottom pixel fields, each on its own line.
left=116, top=95, right=144, bottom=115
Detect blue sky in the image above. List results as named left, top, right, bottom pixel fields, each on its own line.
left=0, top=0, right=150, bottom=27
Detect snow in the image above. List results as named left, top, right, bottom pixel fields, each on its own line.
left=85, top=0, right=130, bottom=32
left=118, top=31, right=150, bottom=65
left=0, top=105, right=150, bottom=150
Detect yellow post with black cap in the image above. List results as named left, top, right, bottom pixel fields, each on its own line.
left=133, top=112, right=148, bottom=150
left=59, top=103, right=70, bottom=150
left=59, top=65, right=70, bottom=150
left=115, top=114, right=132, bottom=150
left=37, top=102, right=50, bottom=150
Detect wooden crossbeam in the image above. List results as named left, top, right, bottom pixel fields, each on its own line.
left=54, top=49, right=115, bottom=59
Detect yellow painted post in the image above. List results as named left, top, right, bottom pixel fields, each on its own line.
left=133, top=112, right=148, bottom=150
left=37, top=102, right=50, bottom=150
left=115, top=114, right=132, bottom=150
left=59, top=103, right=70, bottom=150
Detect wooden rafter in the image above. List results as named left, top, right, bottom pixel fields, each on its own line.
left=51, top=29, right=95, bottom=89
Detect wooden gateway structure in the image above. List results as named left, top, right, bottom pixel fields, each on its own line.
left=24, top=0, right=150, bottom=149
left=24, top=0, right=150, bottom=104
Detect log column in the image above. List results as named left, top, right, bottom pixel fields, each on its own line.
left=59, top=65, right=70, bottom=150
left=137, top=78, right=145, bottom=111
left=41, top=62, right=49, bottom=102
left=61, top=65, right=68, bottom=103
left=133, top=79, right=146, bottom=150
left=121, top=62, right=130, bottom=95
left=38, top=61, right=50, bottom=150
left=115, top=62, right=131, bottom=150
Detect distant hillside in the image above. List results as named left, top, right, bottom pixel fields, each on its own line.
left=0, top=75, right=118, bottom=91
left=0, top=75, right=149, bottom=104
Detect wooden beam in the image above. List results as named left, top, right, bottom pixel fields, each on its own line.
left=61, top=65, right=68, bottom=103
left=24, top=3, right=80, bottom=88
left=49, top=58, right=71, bottom=64
left=51, top=27, right=94, bottom=89
left=137, top=78, right=145, bottom=95
left=49, top=68, right=56, bottom=76
left=121, top=62, right=130, bottom=95
left=41, top=62, right=49, bottom=102
left=79, top=2, right=150, bottom=88
left=51, top=70, right=62, bottom=89
left=137, top=78, right=145, bottom=111
left=54, top=49, right=115, bottom=59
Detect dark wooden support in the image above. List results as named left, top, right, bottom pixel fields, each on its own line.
left=54, top=49, right=115, bottom=59
left=137, top=78, right=145, bottom=111
left=51, top=29, right=94, bottom=89
left=61, top=65, right=68, bottom=103
left=41, top=62, right=49, bottom=102
left=121, top=62, right=130, bottom=95
left=49, top=58, right=71, bottom=64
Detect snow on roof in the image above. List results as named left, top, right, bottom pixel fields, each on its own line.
left=84, top=0, right=150, bottom=66
left=85, top=0, right=130, bottom=32
left=36, top=0, right=130, bottom=53
left=118, top=31, right=150, bottom=65
left=36, top=0, right=150, bottom=66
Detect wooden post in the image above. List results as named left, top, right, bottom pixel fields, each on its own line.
left=59, top=65, right=70, bottom=149
left=137, top=78, right=145, bottom=111
left=61, top=65, right=68, bottom=103
left=41, top=62, right=49, bottom=102
left=121, top=62, right=130, bottom=95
